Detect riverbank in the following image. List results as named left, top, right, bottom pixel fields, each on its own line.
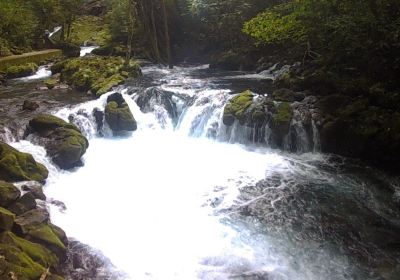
left=0, top=50, right=63, bottom=72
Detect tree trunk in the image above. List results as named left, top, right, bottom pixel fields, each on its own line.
left=150, top=0, right=161, bottom=62
left=160, top=0, right=173, bottom=68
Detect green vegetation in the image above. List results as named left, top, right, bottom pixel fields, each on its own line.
left=5, top=63, right=38, bottom=79
left=52, top=56, right=141, bottom=96
left=243, top=0, right=400, bottom=88
left=0, top=49, right=62, bottom=71
left=223, top=90, right=254, bottom=126
left=0, top=142, right=49, bottom=183
left=70, top=15, right=110, bottom=46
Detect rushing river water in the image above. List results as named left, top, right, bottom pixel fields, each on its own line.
left=9, top=65, right=400, bottom=280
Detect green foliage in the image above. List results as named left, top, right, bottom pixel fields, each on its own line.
left=244, top=0, right=400, bottom=84
left=70, top=16, right=111, bottom=46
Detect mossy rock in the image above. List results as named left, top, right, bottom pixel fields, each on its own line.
left=223, top=90, right=254, bottom=126
left=105, top=101, right=137, bottom=132
left=0, top=243, right=46, bottom=279
left=271, top=102, right=293, bottom=143
left=8, top=193, right=37, bottom=216
left=0, top=181, right=20, bottom=207
left=5, top=63, right=38, bottom=79
left=94, top=74, right=124, bottom=97
left=47, top=127, right=89, bottom=169
left=22, top=224, right=67, bottom=260
left=0, top=142, right=48, bottom=183
left=0, top=207, right=15, bottom=231
left=54, top=56, right=141, bottom=96
left=28, top=115, right=89, bottom=169
left=315, top=94, right=351, bottom=115
left=0, top=231, right=58, bottom=268
left=29, top=114, right=80, bottom=136
left=44, top=78, right=58, bottom=89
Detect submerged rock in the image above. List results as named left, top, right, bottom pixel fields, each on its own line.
left=0, top=142, right=48, bottom=182
left=22, top=100, right=40, bottom=111
left=105, top=92, right=137, bottom=133
left=27, top=114, right=89, bottom=169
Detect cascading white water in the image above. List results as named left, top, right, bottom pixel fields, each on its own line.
left=15, top=65, right=52, bottom=81
left=8, top=65, right=399, bottom=280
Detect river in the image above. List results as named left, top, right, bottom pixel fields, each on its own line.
left=7, top=64, right=400, bottom=280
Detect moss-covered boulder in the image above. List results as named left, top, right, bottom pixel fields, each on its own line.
left=21, top=223, right=67, bottom=261
left=0, top=207, right=15, bottom=231
left=0, top=181, right=20, bottom=207
left=105, top=97, right=137, bottom=132
left=0, top=142, right=48, bottom=183
left=0, top=243, right=47, bottom=279
left=52, top=56, right=141, bottom=97
left=5, top=63, right=38, bottom=79
left=0, top=231, right=58, bottom=268
left=223, top=90, right=254, bottom=126
left=28, top=115, right=89, bottom=169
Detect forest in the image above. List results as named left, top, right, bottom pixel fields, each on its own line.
left=1, top=1, right=400, bottom=280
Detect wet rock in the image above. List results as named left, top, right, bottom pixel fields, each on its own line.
left=22, top=100, right=39, bottom=111
left=0, top=231, right=59, bottom=268
left=14, top=221, right=67, bottom=261
left=223, top=90, right=254, bottom=126
left=271, top=102, right=293, bottom=145
left=14, top=208, right=50, bottom=228
left=0, top=207, right=15, bottom=231
left=273, top=88, right=304, bottom=102
left=0, top=181, right=20, bottom=207
left=19, top=181, right=46, bottom=201
left=0, top=142, right=48, bottom=182
left=8, top=193, right=37, bottom=216
left=105, top=94, right=137, bottom=133
left=136, top=87, right=184, bottom=121
left=27, top=114, right=89, bottom=169
left=93, top=108, right=104, bottom=133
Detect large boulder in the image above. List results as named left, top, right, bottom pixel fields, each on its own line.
left=223, top=90, right=254, bottom=126
left=8, top=193, right=37, bottom=215
left=0, top=142, right=48, bottom=182
left=27, top=115, right=89, bottom=169
left=105, top=93, right=137, bottom=132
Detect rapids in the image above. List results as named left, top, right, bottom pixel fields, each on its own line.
left=9, top=65, right=400, bottom=280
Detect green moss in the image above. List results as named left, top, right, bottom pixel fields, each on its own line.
left=95, top=74, right=125, bottom=97
left=0, top=50, right=62, bottom=72
left=50, top=128, right=89, bottom=168
left=70, top=16, right=111, bottom=46
left=29, top=114, right=80, bottom=135
left=25, top=224, right=66, bottom=252
left=0, top=231, right=58, bottom=268
left=44, top=78, right=58, bottom=89
left=274, top=102, right=293, bottom=125
left=0, top=142, right=48, bottom=183
left=0, top=243, right=46, bottom=279
left=105, top=101, right=137, bottom=132
left=5, top=63, right=38, bottom=79
left=223, top=90, right=254, bottom=125
left=0, top=207, right=15, bottom=231
left=56, top=56, right=141, bottom=96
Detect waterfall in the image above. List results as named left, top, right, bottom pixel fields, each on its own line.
left=5, top=64, right=399, bottom=280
